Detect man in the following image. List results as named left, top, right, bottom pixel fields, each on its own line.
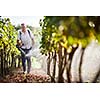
left=17, top=23, right=35, bottom=74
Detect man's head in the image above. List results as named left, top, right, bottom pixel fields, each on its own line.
left=21, top=23, right=27, bottom=32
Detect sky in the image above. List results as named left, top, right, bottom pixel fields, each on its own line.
left=3, top=16, right=43, bottom=27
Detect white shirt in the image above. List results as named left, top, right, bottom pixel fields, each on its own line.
left=17, top=28, right=34, bottom=49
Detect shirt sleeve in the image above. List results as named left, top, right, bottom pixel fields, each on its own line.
left=17, top=30, right=21, bottom=40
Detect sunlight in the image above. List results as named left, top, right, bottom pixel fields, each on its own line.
left=2, top=16, right=43, bottom=27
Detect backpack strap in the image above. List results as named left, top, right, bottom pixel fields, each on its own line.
left=19, top=31, right=22, bottom=40
left=27, top=29, right=32, bottom=39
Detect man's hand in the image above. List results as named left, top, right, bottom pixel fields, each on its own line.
left=17, top=39, right=23, bottom=47
left=32, top=38, right=35, bottom=46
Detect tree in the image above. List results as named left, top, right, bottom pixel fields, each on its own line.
left=0, top=17, right=20, bottom=76
left=40, top=16, right=100, bottom=82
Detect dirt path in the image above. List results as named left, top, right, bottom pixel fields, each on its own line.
left=0, top=67, right=51, bottom=83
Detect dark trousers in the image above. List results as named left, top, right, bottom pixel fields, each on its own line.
left=21, top=48, right=32, bottom=73
left=16, top=45, right=32, bottom=73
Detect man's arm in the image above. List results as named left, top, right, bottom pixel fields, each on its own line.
left=17, top=31, right=22, bottom=47
left=32, top=38, right=35, bottom=46
left=28, top=29, right=35, bottom=45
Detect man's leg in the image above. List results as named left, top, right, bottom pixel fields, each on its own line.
left=22, top=56, right=26, bottom=73
left=27, top=57, right=31, bottom=74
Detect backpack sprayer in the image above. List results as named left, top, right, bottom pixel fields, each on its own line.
left=16, top=34, right=44, bottom=59
left=16, top=43, right=42, bottom=59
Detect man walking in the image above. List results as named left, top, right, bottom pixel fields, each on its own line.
left=17, top=23, right=34, bottom=74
